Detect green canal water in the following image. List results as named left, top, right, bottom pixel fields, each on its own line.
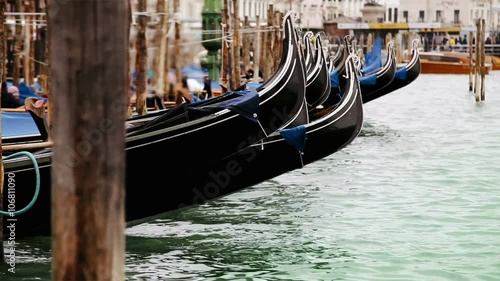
left=2, top=73, right=500, bottom=280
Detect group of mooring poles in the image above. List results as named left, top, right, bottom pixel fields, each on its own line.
left=221, top=2, right=283, bottom=92
left=468, top=18, right=486, bottom=102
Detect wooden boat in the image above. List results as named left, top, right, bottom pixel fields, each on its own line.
left=419, top=51, right=492, bottom=74
left=486, top=55, right=500, bottom=70
left=358, top=41, right=397, bottom=102
left=2, top=10, right=308, bottom=238
left=304, top=33, right=331, bottom=109
left=170, top=54, right=363, bottom=211
left=363, top=39, right=421, bottom=103
left=325, top=38, right=396, bottom=107
left=303, top=31, right=315, bottom=73
left=320, top=36, right=350, bottom=109
left=331, top=44, right=345, bottom=70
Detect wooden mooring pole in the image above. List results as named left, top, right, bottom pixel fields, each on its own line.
left=468, top=31, right=473, bottom=92
left=135, top=0, right=148, bottom=115
left=470, top=18, right=487, bottom=102
left=44, top=0, right=53, bottom=128
left=173, top=0, right=182, bottom=84
left=264, top=4, right=274, bottom=79
left=480, top=19, right=486, bottom=101
left=474, top=20, right=480, bottom=101
left=242, top=16, right=250, bottom=73
left=253, top=15, right=261, bottom=83
left=48, top=0, right=127, bottom=279
left=231, top=0, right=240, bottom=90
left=0, top=0, right=6, bottom=267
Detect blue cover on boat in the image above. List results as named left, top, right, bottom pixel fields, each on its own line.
left=19, top=82, right=48, bottom=104
left=330, top=70, right=340, bottom=88
left=362, top=56, right=382, bottom=75
left=279, top=125, right=307, bottom=153
left=190, top=88, right=259, bottom=122
left=2, top=112, right=40, bottom=138
left=360, top=73, right=377, bottom=85
left=395, top=67, right=407, bottom=80
left=365, top=37, right=382, bottom=66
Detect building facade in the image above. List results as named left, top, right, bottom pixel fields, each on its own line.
left=399, top=0, right=500, bottom=31
left=378, top=0, right=400, bottom=22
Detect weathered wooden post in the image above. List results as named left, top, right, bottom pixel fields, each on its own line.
left=480, top=19, right=486, bottom=101
left=23, top=5, right=31, bottom=85
left=48, top=0, right=127, bottom=279
left=273, top=12, right=282, bottom=71
left=264, top=4, right=274, bottom=79
left=468, top=31, right=473, bottom=92
left=242, top=16, right=250, bottom=73
left=0, top=0, right=6, bottom=266
left=24, top=1, right=35, bottom=85
left=127, top=0, right=134, bottom=118
left=231, top=0, right=240, bottom=90
left=154, top=0, right=171, bottom=103
left=231, top=0, right=241, bottom=90
left=45, top=0, right=53, bottom=127
left=135, top=0, right=148, bottom=115
left=395, top=33, right=403, bottom=64
left=153, top=0, right=166, bottom=97
left=259, top=16, right=267, bottom=80
left=366, top=33, right=373, bottom=53
left=13, top=0, right=23, bottom=86
left=359, top=33, right=365, bottom=57
left=174, top=0, right=182, bottom=83
left=474, top=20, right=480, bottom=102
left=385, top=33, right=392, bottom=50
left=164, top=0, right=172, bottom=101
left=253, top=15, right=261, bottom=83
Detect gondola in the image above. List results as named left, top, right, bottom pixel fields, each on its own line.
left=304, top=33, right=331, bottom=110
left=166, top=53, right=363, bottom=212
left=362, top=39, right=421, bottom=103
left=2, top=11, right=308, bottom=238
left=332, top=44, right=345, bottom=70
left=358, top=41, right=397, bottom=102
left=303, top=31, right=315, bottom=73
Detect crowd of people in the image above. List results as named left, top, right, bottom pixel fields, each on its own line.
left=422, top=32, right=500, bottom=52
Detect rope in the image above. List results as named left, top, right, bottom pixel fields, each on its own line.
left=14, top=52, right=48, bottom=66
left=0, top=151, right=40, bottom=216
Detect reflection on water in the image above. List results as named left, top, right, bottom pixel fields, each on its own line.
left=2, top=73, right=500, bottom=280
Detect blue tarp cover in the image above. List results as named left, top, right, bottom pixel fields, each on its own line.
left=363, top=37, right=383, bottom=75
left=362, top=56, right=382, bottom=75
left=360, top=73, right=377, bottom=86
left=190, top=88, right=259, bottom=122
left=19, top=82, right=48, bottom=104
left=279, top=125, right=307, bottom=153
left=395, top=67, right=407, bottom=80
left=2, top=112, right=40, bottom=138
left=330, top=70, right=340, bottom=88
left=365, top=37, right=382, bottom=66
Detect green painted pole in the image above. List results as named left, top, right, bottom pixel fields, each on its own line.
left=201, top=0, right=223, bottom=82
